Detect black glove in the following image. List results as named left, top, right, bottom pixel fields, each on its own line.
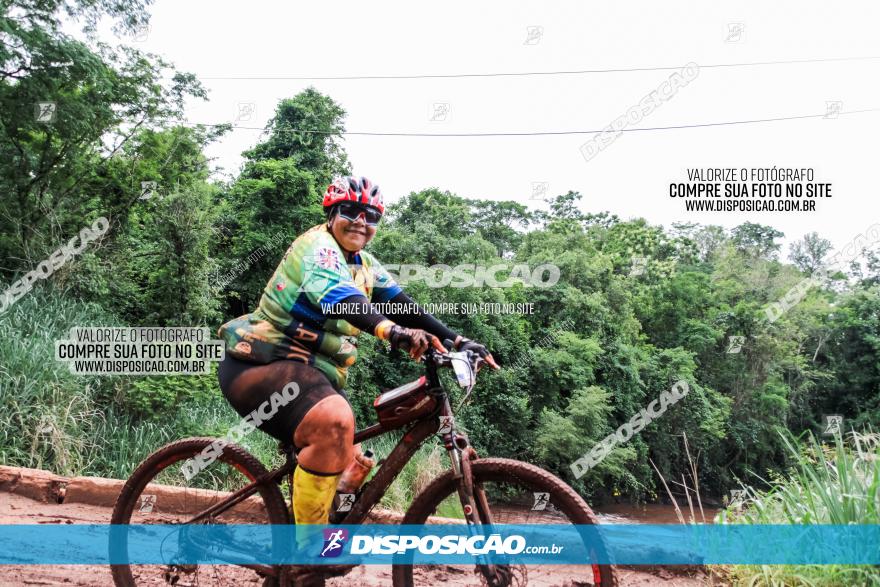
left=455, top=337, right=499, bottom=369
left=456, top=337, right=492, bottom=360
left=390, top=325, right=442, bottom=360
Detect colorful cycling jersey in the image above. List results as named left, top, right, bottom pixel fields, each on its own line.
left=218, top=223, right=402, bottom=389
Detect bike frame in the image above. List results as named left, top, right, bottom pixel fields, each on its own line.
left=135, top=350, right=520, bottom=586
left=187, top=348, right=480, bottom=531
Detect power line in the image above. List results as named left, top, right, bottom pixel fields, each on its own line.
left=174, top=107, right=880, bottom=137
left=196, top=55, right=880, bottom=81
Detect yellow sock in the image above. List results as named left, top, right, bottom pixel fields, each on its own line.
left=292, top=465, right=341, bottom=525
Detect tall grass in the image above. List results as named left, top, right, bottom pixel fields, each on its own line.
left=650, top=432, right=711, bottom=524
left=0, top=287, right=282, bottom=480
left=0, top=287, right=121, bottom=475
left=719, top=430, right=880, bottom=586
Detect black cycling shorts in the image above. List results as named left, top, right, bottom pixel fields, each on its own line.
left=217, top=355, right=350, bottom=446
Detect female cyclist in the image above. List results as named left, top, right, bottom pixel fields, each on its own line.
left=217, top=176, right=498, bottom=528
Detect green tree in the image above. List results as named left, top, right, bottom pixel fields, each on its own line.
left=242, top=88, right=349, bottom=184
left=218, top=89, right=350, bottom=314
left=731, top=222, right=784, bottom=259
left=57, top=125, right=228, bottom=326
left=789, top=232, right=832, bottom=275
left=820, top=287, right=880, bottom=427
left=0, top=0, right=205, bottom=274
left=467, top=199, right=531, bottom=257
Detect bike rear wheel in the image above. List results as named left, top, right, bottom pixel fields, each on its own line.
left=110, top=437, right=291, bottom=587
left=391, top=457, right=616, bottom=587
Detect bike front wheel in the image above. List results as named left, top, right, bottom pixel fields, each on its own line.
left=391, top=457, right=616, bottom=587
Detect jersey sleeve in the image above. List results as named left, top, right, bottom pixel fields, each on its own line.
left=367, top=255, right=403, bottom=303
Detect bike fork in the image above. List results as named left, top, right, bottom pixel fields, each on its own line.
left=449, top=441, right=507, bottom=587
left=438, top=402, right=507, bottom=587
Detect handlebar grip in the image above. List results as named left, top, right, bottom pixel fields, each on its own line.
left=443, top=338, right=456, bottom=351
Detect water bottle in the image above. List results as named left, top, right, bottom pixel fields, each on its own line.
left=336, top=446, right=375, bottom=494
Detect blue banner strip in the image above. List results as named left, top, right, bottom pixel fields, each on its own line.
left=0, top=524, right=878, bottom=565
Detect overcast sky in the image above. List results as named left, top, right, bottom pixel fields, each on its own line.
left=91, top=0, right=879, bottom=256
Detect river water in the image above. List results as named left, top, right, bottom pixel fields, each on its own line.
left=596, top=502, right=721, bottom=524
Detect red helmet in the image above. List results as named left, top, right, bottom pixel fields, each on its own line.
left=322, top=176, right=385, bottom=214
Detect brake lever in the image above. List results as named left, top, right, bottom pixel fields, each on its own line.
left=450, top=350, right=479, bottom=413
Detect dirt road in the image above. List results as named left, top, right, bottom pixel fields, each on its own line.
left=0, top=491, right=712, bottom=586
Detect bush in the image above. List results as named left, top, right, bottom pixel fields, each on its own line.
left=720, top=430, right=880, bottom=586
left=125, top=366, right=218, bottom=417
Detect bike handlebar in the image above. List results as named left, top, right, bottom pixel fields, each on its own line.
left=435, top=339, right=485, bottom=371
left=392, top=337, right=486, bottom=383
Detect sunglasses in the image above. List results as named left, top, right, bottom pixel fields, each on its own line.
left=336, top=203, right=382, bottom=226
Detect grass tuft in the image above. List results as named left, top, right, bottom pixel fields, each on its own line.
left=719, top=430, right=880, bottom=586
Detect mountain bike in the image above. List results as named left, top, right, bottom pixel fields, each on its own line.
left=110, top=343, right=617, bottom=586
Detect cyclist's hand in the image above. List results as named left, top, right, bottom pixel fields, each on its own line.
left=390, top=326, right=446, bottom=361
left=456, top=337, right=500, bottom=370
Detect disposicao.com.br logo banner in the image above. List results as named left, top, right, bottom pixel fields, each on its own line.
left=1, top=524, right=879, bottom=565
left=315, top=525, right=563, bottom=561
